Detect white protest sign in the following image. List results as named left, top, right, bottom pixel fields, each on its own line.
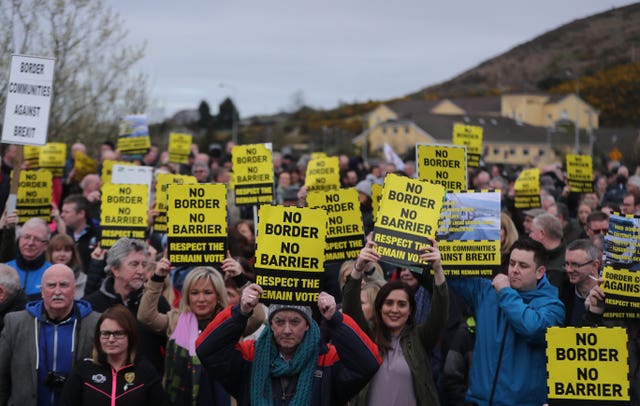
left=2, top=55, right=55, bottom=146
left=111, top=164, right=154, bottom=205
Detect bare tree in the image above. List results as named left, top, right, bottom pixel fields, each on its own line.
left=0, top=0, right=148, bottom=149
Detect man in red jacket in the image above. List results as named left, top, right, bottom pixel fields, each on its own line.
left=196, top=284, right=381, bottom=406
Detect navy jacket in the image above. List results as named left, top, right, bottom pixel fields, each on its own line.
left=196, top=305, right=381, bottom=406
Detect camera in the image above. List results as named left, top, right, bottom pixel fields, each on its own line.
left=45, top=371, right=68, bottom=391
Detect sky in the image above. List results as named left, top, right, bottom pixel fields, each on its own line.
left=108, top=1, right=637, bottom=121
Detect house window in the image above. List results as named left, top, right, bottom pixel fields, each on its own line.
left=382, top=126, right=387, bottom=134
left=539, top=149, right=545, bottom=156
left=493, top=148, right=500, bottom=155
left=404, top=125, right=409, bottom=133
left=510, top=148, right=516, bottom=155
left=393, top=126, right=398, bottom=134
left=483, top=146, right=489, bottom=156
left=523, top=148, right=529, bottom=156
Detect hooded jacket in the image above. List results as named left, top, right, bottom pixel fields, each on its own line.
left=6, top=253, right=52, bottom=301
left=448, top=276, right=565, bottom=406
left=0, top=300, right=100, bottom=406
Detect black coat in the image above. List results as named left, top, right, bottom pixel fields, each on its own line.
left=60, top=359, right=167, bottom=406
left=83, top=277, right=170, bottom=374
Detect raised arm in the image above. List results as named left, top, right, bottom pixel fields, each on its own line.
left=138, top=257, right=171, bottom=334
left=416, top=238, right=449, bottom=351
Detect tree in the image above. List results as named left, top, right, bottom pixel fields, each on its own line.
left=197, top=100, right=214, bottom=129
left=217, top=97, right=238, bottom=130
left=0, top=0, right=148, bottom=151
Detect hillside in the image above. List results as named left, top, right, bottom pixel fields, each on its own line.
left=412, top=2, right=640, bottom=98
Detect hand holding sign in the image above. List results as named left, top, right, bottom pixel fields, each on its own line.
left=318, top=292, right=336, bottom=320
left=586, top=278, right=606, bottom=315
left=154, top=257, right=171, bottom=278
left=418, top=237, right=445, bottom=285
left=353, top=241, right=380, bottom=279
left=241, top=283, right=263, bottom=316
left=221, top=251, right=243, bottom=279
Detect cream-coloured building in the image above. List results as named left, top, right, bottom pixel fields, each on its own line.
left=355, top=93, right=597, bottom=165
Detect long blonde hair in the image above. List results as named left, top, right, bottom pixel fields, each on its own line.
left=179, top=267, right=227, bottom=314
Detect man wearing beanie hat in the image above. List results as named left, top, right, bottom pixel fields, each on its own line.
left=196, top=284, right=382, bottom=405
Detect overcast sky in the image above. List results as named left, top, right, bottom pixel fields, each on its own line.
left=108, top=1, right=637, bottom=121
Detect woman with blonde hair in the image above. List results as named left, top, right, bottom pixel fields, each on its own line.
left=139, top=257, right=264, bottom=406
left=496, top=212, right=519, bottom=275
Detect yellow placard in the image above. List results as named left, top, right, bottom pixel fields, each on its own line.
left=168, top=132, right=192, bottom=164
left=166, top=183, right=227, bottom=265
left=255, top=205, right=326, bottom=305
left=373, top=173, right=445, bottom=271
left=117, top=136, right=151, bottom=155
left=514, top=168, right=541, bottom=209
left=417, top=144, right=467, bottom=191
left=371, top=183, right=383, bottom=223
left=24, top=145, right=41, bottom=168
left=546, top=327, right=629, bottom=401
left=39, top=142, right=66, bottom=177
left=307, top=188, right=364, bottom=263
left=16, top=170, right=52, bottom=223
left=566, top=154, right=594, bottom=193
left=231, top=144, right=274, bottom=205
left=101, top=160, right=135, bottom=185
left=601, top=266, right=640, bottom=319
left=452, top=123, right=483, bottom=168
left=73, top=150, right=98, bottom=181
left=153, top=174, right=197, bottom=233
left=118, top=114, right=150, bottom=155
left=100, top=184, right=149, bottom=248
left=305, top=156, right=340, bottom=193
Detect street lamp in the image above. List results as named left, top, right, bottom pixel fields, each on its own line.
left=218, top=83, right=238, bottom=144
left=565, top=70, right=580, bottom=153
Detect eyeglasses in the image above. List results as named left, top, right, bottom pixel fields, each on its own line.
left=100, top=330, right=127, bottom=340
left=589, top=227, right=608, bottom=235
left=20, top=234, right=48, bottom=244
left=563, top=260, right=595, bottom=270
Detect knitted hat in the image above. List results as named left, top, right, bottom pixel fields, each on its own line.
left=523, top=208, right=546, bottom=218
left=355, top=180, right=372, bottom=198
left=268, top=304, right=313, bottom=326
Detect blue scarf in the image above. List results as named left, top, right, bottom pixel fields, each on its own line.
left=250, top=320, right=320, bottom=406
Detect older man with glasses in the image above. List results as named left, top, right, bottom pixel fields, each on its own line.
left=562, top=239, right=600, bottom=326
left=0, top=264, right=100, bottom=406
left=1, top=217, right=52, bottom=300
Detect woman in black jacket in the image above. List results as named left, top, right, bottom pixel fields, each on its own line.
left=60, top=305, right=166, bottom=406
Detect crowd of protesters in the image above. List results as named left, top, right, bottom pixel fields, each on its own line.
left=0, top=139, right=638, bottom=406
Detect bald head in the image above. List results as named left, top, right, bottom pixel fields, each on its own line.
left=41, top=264, right=76, bottom=319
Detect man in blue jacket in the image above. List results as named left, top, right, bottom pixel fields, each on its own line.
left=0, top=264, right=100, bottom=406
left=448, top=239, right=565, bottom=406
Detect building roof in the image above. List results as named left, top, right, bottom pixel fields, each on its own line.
left=409, top=113, right=574, bottom=145
left=447, top=96, right=501, bottom=114
left=387, top=99, right=442, bottom=118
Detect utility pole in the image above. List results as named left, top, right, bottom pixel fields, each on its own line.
left=565, top=69, right=580, bottom=153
